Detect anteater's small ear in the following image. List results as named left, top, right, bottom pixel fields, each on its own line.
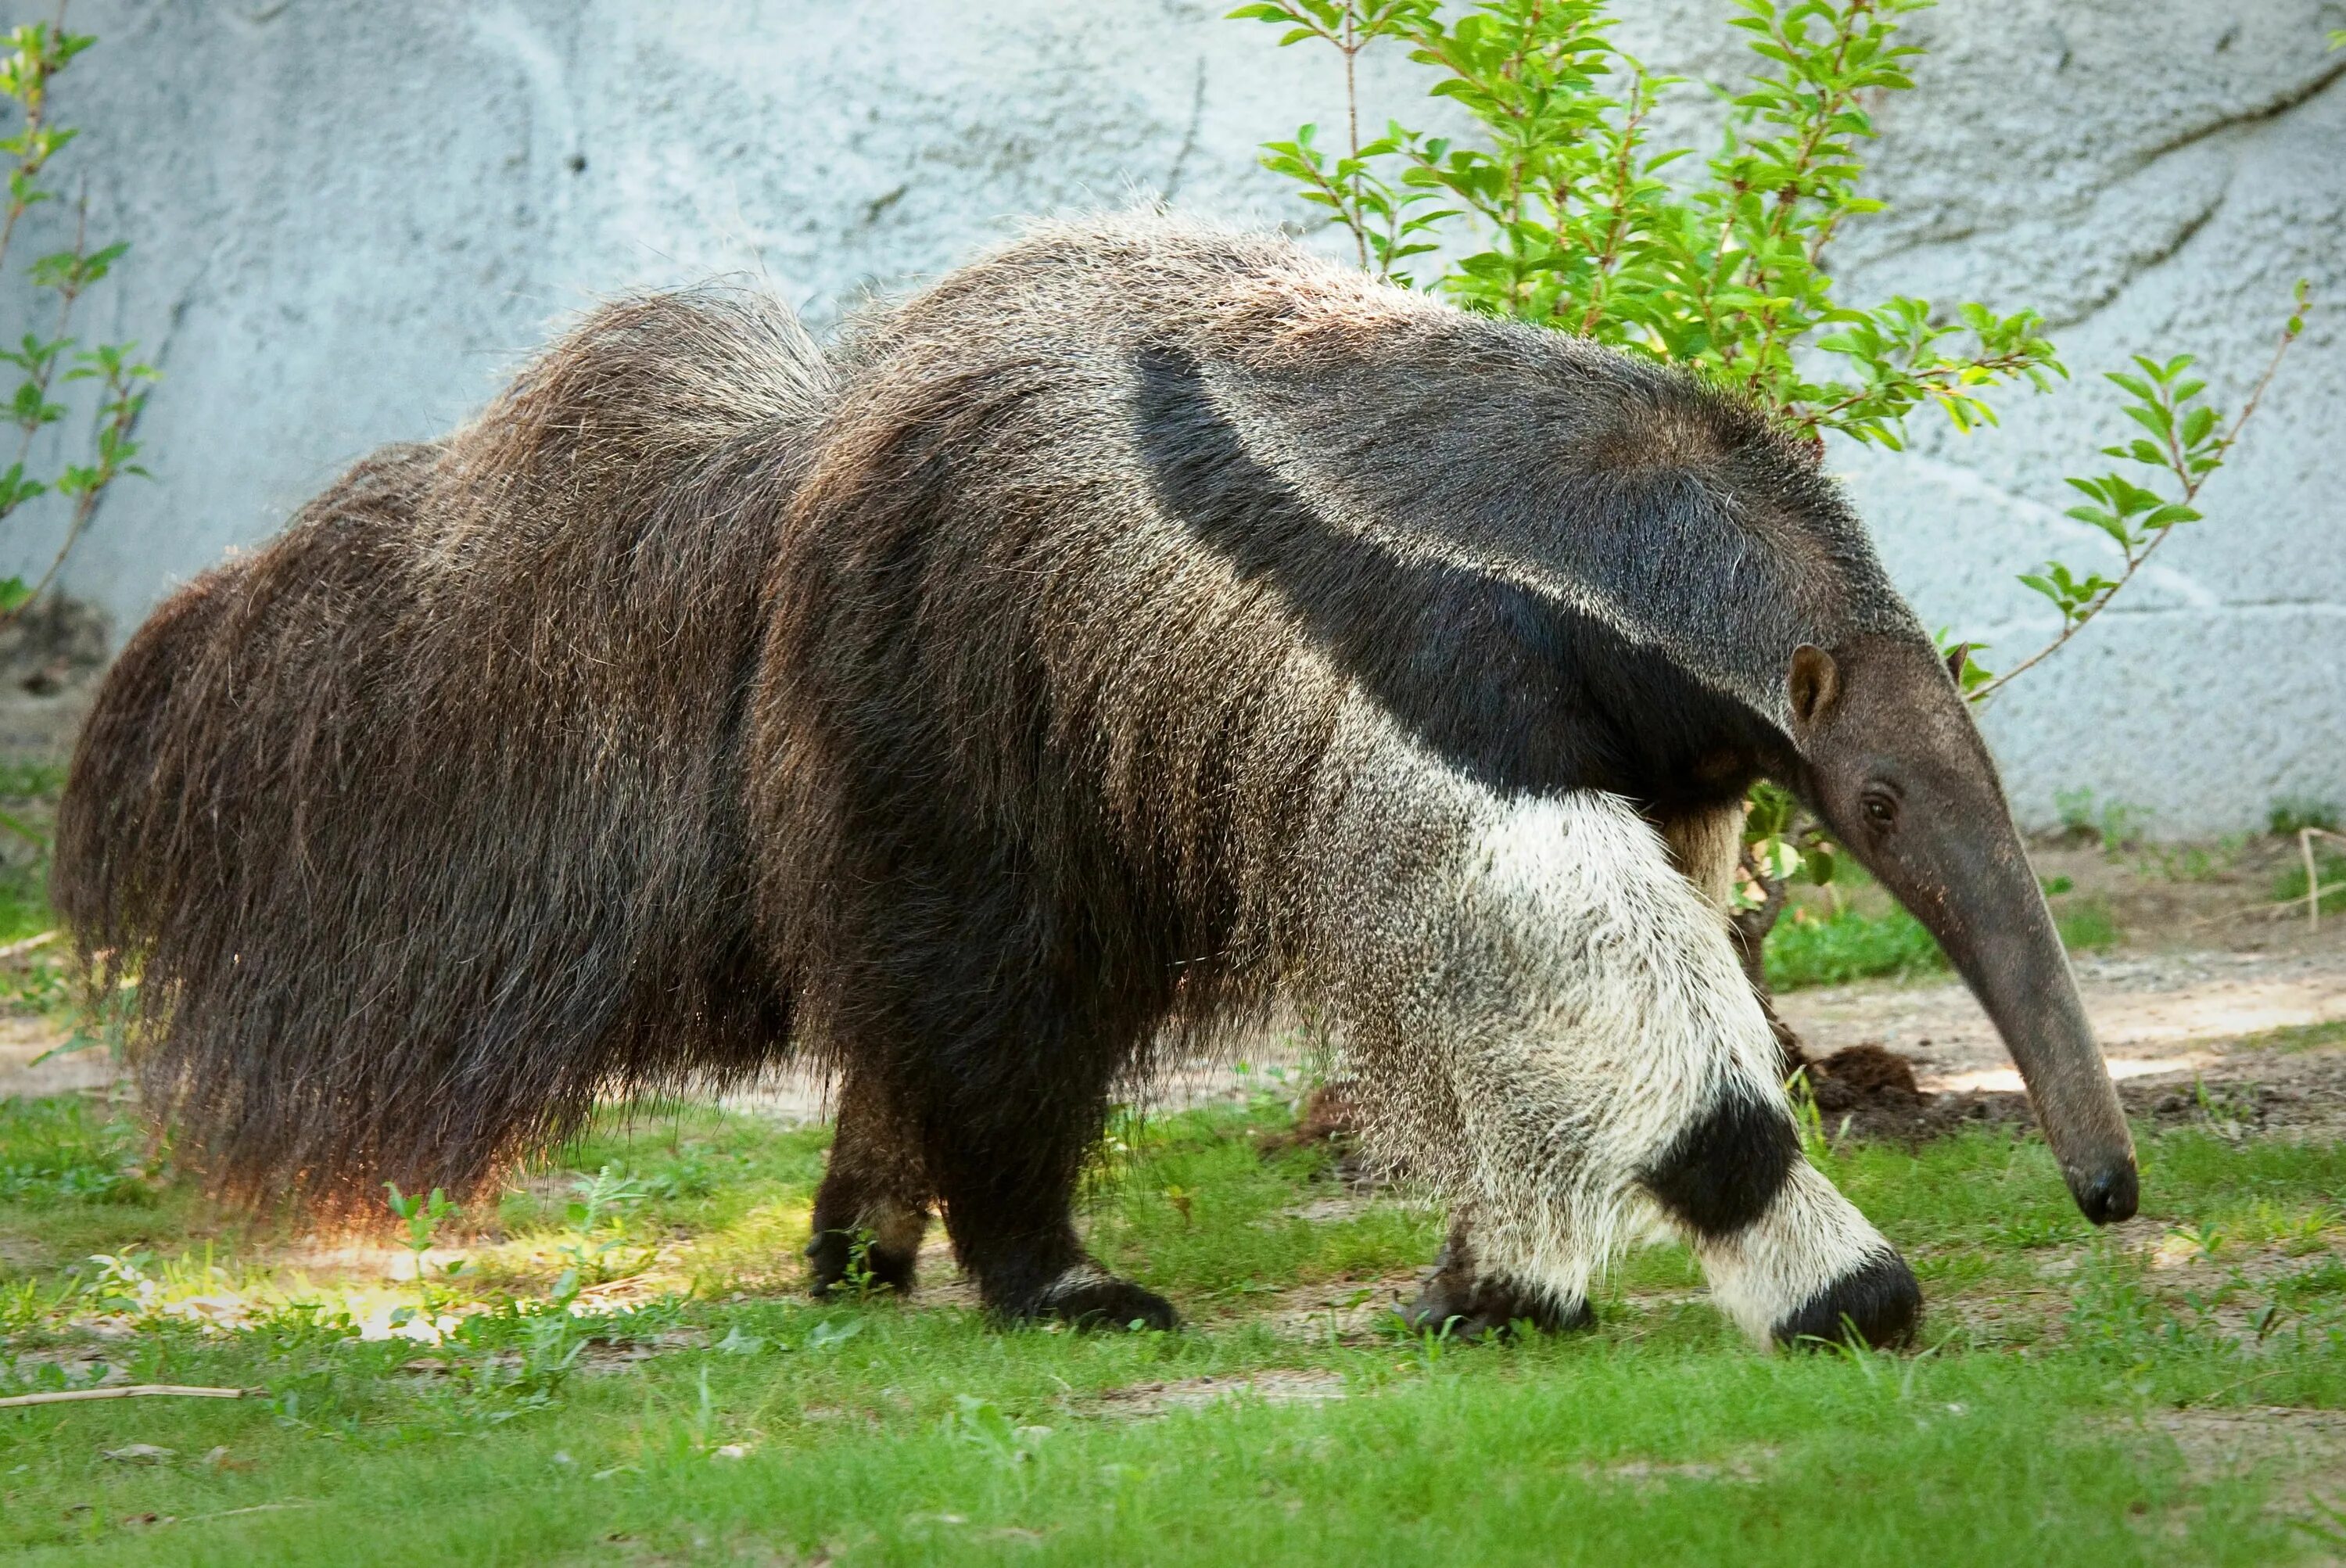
left=1943, top=641, right=1974, bottom=686
left=1788, top=644, right=1839, bottom=728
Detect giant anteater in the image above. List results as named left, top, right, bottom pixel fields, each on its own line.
left=55, top=214, right=2135, bottom=1347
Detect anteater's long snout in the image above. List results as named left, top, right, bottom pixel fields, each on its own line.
left=1943, top=864, right=2137, bottom=1226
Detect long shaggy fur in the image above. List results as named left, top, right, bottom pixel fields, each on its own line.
left=60, top=213, right=1932, bottom=1337
left=56, top=292, right=829, bottom=1206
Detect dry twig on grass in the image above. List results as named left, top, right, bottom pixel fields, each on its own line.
left=0, top=1383, right=245, bottom=1409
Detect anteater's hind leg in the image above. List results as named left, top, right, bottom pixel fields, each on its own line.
left=808, top=1068, right=932, bottom=1297
left=1309, top=743, right=1917, bottom=1350
left=835, top=904, right=1177, bottom=1333
left=1404, top=1209, right=1596, bottom=1340
left=917, top=1057, right=1177, bottom=1330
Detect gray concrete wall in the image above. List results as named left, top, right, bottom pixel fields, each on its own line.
left=8, top=0, right=2343, bottom=832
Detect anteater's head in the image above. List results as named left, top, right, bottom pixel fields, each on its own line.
left=1777, top=635, right=2137, bottom=1225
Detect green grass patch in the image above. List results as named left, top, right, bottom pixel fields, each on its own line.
left=4, top=1093, right=2346, bottom=1563
left=2054, top=896, right=2122, bottom=953
left=2269, top=797, right=2342, bottom=837
left=0, top=1096, right=145, bottom=1205
left=2240, top=1018, right=2346, bottom=1053
left=1764, top=904, right=1947, bottom=989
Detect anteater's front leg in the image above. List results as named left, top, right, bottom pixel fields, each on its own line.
left=1300, top=742, right=1917, bottom=1348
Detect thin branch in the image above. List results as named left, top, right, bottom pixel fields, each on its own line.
left=1788, top=345, right=2047, bottom=439
left=2301, top=827, right=2346, bottom=932
left=1341, top=3, right=1367, bottom=271
left=0, top=1383, right=246, bottom=1409
left=1575, top=78, right=1651, bottom=335
left=5, top=364, right=140, bottom=628
left=1975, top=307, right=2305, bottom=700
left=0, top=4, right=71, bottom=272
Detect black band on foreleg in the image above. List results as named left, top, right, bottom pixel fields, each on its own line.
left=1638, top=1091, right=1799, bottom=1238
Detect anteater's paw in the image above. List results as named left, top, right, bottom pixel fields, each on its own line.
left=1022, top=1266, right=1178, bottom=1332
left=804, top=1228, right=920, bottom=1300
left=1771, top=1248, right=1921, bottom=1351
left=1402, top=1272, right=1594, bottom=1342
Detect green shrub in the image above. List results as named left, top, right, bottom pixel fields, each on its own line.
left=2053, top=788, right=2150, bottom=852
left=1764, top=888, right=2115, bottom=989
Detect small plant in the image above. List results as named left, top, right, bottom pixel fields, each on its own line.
left=384, top=1181, right=457, bottom=1267
left=2063, top=1240, right=2163, bottom=1355
left=1, top=10, right=159, bottom=624
left=2167, top=1221, right=2225, bottom=1261
left=1376, top=1307, right=1466, bottom=1371
left=384, top=1180, right=465, bottom=1322
left=0, top=1271, right=75, bottom=1333
left=560, top=1164, right=652, bottom=1284
left=2190, top=1077, right=2260, bottom=1136
left=2268, top=797, right=2341, bottom=838
left=946, top=1394, right=1054, bottom=1467
left=830, top=1227, right=887, bottom=1303
left=2294, top=1494, right=2346, bottom=1554
left=2052, top=898, right=2121, bottom=956
left=1786, top=1068, right=1829, bottom=1162
left=509, top=1301, right=588, bottom=1398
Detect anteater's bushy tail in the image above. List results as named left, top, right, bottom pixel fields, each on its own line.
left=52, top=291, right=833, bottom=1209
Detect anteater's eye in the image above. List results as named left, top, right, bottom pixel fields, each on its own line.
left=1860, top=791, right=1898, bottom=829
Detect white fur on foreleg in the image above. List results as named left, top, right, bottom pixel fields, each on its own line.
left=1679, top=1162, right=1896, bottom=1345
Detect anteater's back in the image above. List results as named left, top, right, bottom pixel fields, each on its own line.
left=52, top=292, right=832, bottom=1206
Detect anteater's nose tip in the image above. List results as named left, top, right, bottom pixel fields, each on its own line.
left=2071, top=1162, right=2139, bottom=1226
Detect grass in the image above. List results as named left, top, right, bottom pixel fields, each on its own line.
left=2241, top=1019, right=2346, bottom=1054
left=0, top=762, right=81, bottom=1017
left=1765, top=902, right=1946, bottom=989
left=5, top=1094, right=2346, bottom=1565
